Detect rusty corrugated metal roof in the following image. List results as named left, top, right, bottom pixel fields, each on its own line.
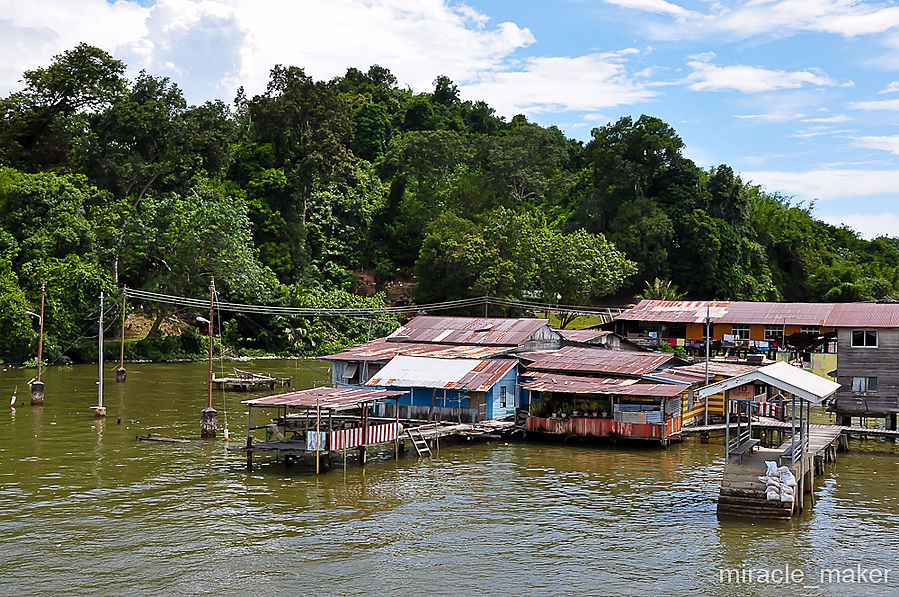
left=647, top=362, right=760, bottom=385
left=364, top=355, right=517, bottom=392
left=319, top=338, right=510, bottom=362
left=526, top=347, right=674, bottom=377
left=616, top=300, right=834, bottom=325
left=242, top=387, right=406, bottom=409
left=387, top=315, right=554, bottom=346
left=618, top=299, right=899, bottom=328
left=825, top=303, right=899, bottom=327
left=554, top=329, right=612, bottom=342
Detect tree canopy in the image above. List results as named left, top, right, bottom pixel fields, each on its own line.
left=1, top=45, right=897, bottom=361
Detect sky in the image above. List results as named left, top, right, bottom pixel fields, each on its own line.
left=2, top=0, right=899, bottom=238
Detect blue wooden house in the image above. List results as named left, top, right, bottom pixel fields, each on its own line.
left=364, top=355, right=519, bottom=422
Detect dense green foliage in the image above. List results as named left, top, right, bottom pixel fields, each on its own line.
left=1, top=44, right=897, bottom=363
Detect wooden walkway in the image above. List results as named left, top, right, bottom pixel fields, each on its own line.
left=683, top=417, right=899, bottom=439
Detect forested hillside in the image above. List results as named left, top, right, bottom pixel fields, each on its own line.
left=1, top=44, right=897, bottom=363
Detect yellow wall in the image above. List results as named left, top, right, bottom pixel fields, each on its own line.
left=750, top=325, right=765, bottom=341
left=687, top=323, right=703, bottom=341
left=808, top=353, right=837, bottom=379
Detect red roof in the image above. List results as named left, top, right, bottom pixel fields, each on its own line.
left=242, top=387, right=406, bottom=409
left=520, top=372, right=637, bottom=393
left=387, top=315, right=553, bottom=346
left=526, top=347, right=674, bottom=376
left=319, top=338, right=510, bottom=362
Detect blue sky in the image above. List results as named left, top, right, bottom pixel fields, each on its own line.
left=3, top=1, right=899, bottom=238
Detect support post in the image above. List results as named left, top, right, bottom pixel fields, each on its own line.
left=31, top=282, right=46, bottom=405
left=94, top=292, right=106, bottom=419
left=704, top=305, right=710, bottom=426
left=315, top=398, right=321, bottom=475
left=246, top=407, right=253, bottom=469
left=359, top=404, right=368, bottom=465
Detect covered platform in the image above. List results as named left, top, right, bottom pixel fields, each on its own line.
left=695, top=361, right=841, bottom=518
left=228, top=387, right=409, bottom=473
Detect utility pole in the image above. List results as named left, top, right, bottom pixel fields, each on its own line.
left=201, top=278, right=218, bottom=438
left=704, top=303, right=710, bottom=426
left=31, top=282, right=46, bottom=405
left=117, top=287, right=127, bottom=383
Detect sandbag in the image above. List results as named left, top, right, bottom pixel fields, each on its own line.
left=781, top=470, right=797, bottom=487
left=766, top=489, right=780, bottom=501
left=780, top=492, right=794, bottom=503
left=765, top=461, right=779, bottom=477
left=758, top=475, right=770, bottom=483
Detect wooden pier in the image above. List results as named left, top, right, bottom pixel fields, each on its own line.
left=716, top=423, right=843, bottom=519
left=212, top=368, right=292, bottom=392
left=682, top=416, right=899, bottom=440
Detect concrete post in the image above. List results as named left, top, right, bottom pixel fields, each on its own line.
left=30, top=380, right=44, bottom=405
left=201, top=406, right=218, bottom=438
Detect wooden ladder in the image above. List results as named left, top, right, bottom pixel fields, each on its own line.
left=406, top=426, right=432, bottom=457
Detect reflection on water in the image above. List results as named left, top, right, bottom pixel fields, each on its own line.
left=0, top=361, right=896, bottom=595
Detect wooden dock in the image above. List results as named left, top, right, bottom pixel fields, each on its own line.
left=683, top=417, right=899, bottom=440
left=212, top=368, right=292, bottom=392
left=716, top=424, right=843, bottom=519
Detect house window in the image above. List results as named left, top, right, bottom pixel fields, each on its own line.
left=801, top=326, right=819, bottom=335
left=731, top=325, right=750, bottom=341
left=764, top=325, right=783, bottom=345
left=500, top=386, right=507, bottom=408
left=851, top=377, right=878, bottom=392
left=851, top=330, right=878, bottom=347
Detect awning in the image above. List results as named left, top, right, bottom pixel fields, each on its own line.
left=695, top=361, right=839, bottom=405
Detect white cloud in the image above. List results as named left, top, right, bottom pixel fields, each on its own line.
left=801, top=114, right=851, bottom=123
left=646, top=0, right=899, bottom=41
left=604, top=0, right=695, bottom=18
left=462, top=51, right=656, bottom=116
left=743, top=168, right=899, bottom=201
left=735, top=112, right=806, bottom=122
left=850, top=98, right=899, bottom=110
left=685, top=55, right=847, bottom=93
left=853, top=135, right=899, bottom=154
left=791, top=127, right=853, bottom=139
left=0, top=0, right=148, bottom=93
left=820, top=212, right=899, bottom=239
left=0, top=0, right=537, bottom=105
left=878, top=81, right=899, bottom=94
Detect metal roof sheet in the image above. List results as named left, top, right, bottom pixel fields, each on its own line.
left=648, top=362, right=761, bottom=384
left=696, top=361, right=839, bottom=405
left=520, top=372, right=637, bottom=393
left=554, top=329, right=612, bottom=343
left=825, top=303, right=899, bottom=327
left=526, top=347, right=674, bottom=377
left=364, top=355, right=517, bottom=392
left=242, top=387, right=406, bottom=409
left=387, top=315, right=553, bottom=346
left=319, top=338, right=510, bottom=362
left=616, top=300, right=834, bottom=326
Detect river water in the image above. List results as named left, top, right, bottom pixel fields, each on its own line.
left=0, top=360, right=896, bottom=596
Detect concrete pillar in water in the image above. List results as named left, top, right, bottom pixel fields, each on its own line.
left=201, top=406, right=218, bottom=438
left=94, top=406, right=107, bottom=419
left=116, top=367, right=126, bottom=383
left=30, top=380, right=44, bottom=405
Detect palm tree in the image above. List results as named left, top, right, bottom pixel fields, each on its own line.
left=635, top=278, right=686, bottom=301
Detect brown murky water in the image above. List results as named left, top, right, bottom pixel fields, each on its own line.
left=1, top=360, right=897, bottom=596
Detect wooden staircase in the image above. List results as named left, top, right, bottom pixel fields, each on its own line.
left=406, top=426, right=432, bottom=457
left=716, top=448, right=795, bottom=520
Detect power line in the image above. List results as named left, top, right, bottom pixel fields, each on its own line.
left=123, top=288, right=629, bottom=319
